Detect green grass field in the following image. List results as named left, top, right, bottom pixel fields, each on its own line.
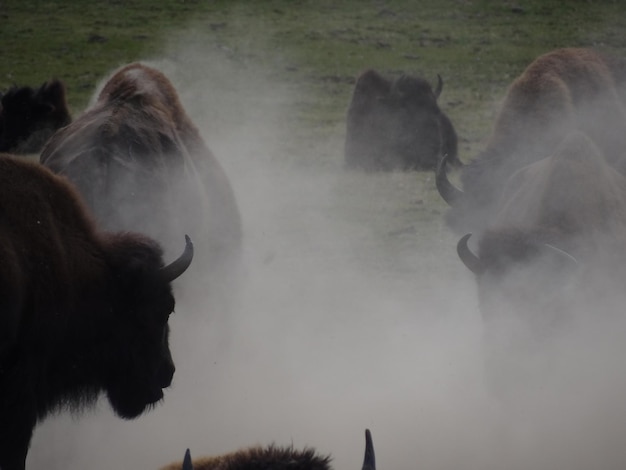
left=3, top=0, right=626, bottom=158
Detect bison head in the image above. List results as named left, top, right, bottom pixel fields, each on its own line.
left=457, top=228, right=583, bottom=392
left=458, top=231, right=579, bottom=321
left=0, top=80, right=71, bottom=154
left=380, top=74, right=446, bottom=170
left=104, top=235, right=193, bottom=418
left=458, top=231, right=583, bottom=395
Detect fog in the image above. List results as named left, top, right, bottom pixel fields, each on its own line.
left=27, top=30, right=626, bottom=470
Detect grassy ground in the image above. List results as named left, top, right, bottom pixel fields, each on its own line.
left=3, top=0, right=626, bottom=157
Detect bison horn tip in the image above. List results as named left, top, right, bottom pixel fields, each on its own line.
left=362, top=429, right=376, bottom=470
left=182, top=448, right=194, bottom=470
left=160, top=235, right=194, bottom=282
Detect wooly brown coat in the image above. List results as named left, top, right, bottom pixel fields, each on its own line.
left=0, top=154, right=193, bottom=470
left=437, top=47, right=626, bottom=234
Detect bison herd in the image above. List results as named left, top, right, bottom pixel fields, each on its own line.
left=1, top=45, right=626, bottom=469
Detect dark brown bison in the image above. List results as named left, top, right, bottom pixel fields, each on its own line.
left=345, top=69, right=459, bottom=171
left=161, top=429, right=375, bottom=470
left=0, top=154, right=193, bottom=470
left=161, top=446, right=331, bottom=470
left=40, top=63, right=241, bottom=281
left=437, top=48, right=626, bottom=234
left=456, top=132, right=626, bottom=393
left=0, top=80, right=71, bottom=154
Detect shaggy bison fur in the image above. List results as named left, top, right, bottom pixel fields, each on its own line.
left=345, top=69, right=458, bottom=171
left=40, top=63, right=241, bottom=281
left=161, top=429, right=376, bottom=470
left=0, top=154, right=193, bottom=470
left=437, top=47, right=626, bottom=234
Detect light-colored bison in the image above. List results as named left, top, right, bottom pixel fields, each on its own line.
left=437, top=48, right=626, bottom=234
left=40, top=63, right=241, bottom=281
left=0, top=153, right=193, bottom=470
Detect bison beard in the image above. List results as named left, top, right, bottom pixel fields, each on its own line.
left=0, top=154, right=193, bottom=470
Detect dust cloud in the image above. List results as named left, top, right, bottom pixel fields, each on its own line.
left=26, top=28, right=626, bottom=470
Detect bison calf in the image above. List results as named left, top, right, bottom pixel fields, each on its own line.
left=0, top=154, right=193, bottom=470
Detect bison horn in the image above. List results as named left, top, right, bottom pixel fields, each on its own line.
left=542, top=243, right=579, bottom=268
left=457, top=234, right=484, bottom=275
left=362, top=429, right=376, bottom=470
left=436, top=153, right=464, bottom=206
left=160, top=235, right=194, bottom=282
left=182, top=448, right=194, bottom=470
left=435, top=74, right=443, bottom=99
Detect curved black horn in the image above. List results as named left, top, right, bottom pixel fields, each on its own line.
left=182, top=448, right=194, bottom=470
left=457, top=234, right=484, bottom=275
left=160, top=235, right=194, bottom=282
left=436, top=153, right=464, bottom=206
left=362, top=429, right=376, bottom=470
left=434, top=74, right=443, bottom=99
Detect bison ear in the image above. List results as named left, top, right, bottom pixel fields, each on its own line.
left=40, top=79, right=66, bottom=99
left=182, top=448, right=194, bottom=470
left=39, top=80, right=68, bottom=111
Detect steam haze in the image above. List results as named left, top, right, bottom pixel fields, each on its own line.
left=27, top=23, right=626, bottom=470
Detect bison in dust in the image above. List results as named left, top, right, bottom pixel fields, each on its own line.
left=437, top=47, right=626, bottom=234
left=40, top=63, right=241, bottom=285
left=345, top=68, right=459, bottom=171
left=0, top=154, right=193, bottom=470
left=0, top=80, right=72, bottom=154
left=161, top=445, right=331, bottom=470
left=161, top=429, right=376, bottom=470
left=455, top=132, right=626, bottom=394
